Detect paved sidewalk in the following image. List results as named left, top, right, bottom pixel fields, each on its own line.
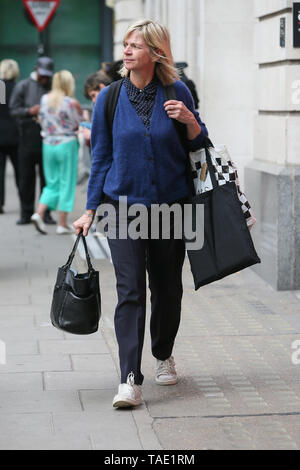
left=1, top=166, right=300, bottom=450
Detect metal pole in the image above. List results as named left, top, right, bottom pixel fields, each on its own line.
left=38, top=31, right=45, bottom=56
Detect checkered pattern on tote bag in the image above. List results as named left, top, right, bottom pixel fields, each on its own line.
left=189, top=145, right=256, bottom=230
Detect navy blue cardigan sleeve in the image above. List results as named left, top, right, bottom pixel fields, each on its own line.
left=173, top=80, right=208, bottom=151
left=86, top=87, right=112, bottom=210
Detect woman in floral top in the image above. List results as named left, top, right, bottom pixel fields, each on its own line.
left=31, top=70, right=82, bottom=235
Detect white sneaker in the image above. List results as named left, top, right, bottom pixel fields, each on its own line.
left=31, top=213, right=47, bottom=235
left=113, top=372, right=142, bottom=408
left=155, top=356, right=178, bottom=385
left=56, top=225, right=74, bottom=235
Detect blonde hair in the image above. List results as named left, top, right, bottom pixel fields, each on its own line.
left=0, top=59, right=20, bottom=80
left=47, top=70, right=75, bottom=108
left=119, top=19, right=179, bottom=85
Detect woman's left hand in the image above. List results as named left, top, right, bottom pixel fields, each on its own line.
left=164, top=100, right=195, bottom=125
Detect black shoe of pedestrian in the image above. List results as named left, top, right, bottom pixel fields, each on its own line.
left=16, top=217, right=32, bottom=225
left=44, top=212, right=56, bottom=225
left=0, top=207, right=3, bottom=214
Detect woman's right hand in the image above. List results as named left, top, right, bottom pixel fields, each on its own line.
left=73, top=211, right=95, bottom=237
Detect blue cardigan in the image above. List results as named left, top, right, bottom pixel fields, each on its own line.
left=86, top=79, right=208, bottom=210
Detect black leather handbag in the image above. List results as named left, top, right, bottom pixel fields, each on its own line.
left=50, top=233, right=101, bottom=334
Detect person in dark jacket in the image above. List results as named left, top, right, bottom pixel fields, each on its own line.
left=0, top=59, right=20, bottom=214
left=101, top=60, right=124, bottom=82
left=9, top=56, right=56, bottom=225
left=175, top=62, right=199, bottom=109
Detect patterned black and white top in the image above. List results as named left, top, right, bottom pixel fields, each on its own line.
left=123, top=76, right=158, bottom=130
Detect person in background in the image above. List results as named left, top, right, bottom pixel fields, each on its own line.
left=101, top=60, right=123, bottom=83
left=84, top=71, right=111, bottom=103
left=0, top=59, right=20, bottom=214
left=31, top=70, right=82, bottom=235
left=81, top=71, right=111, bottom=146
left=9, top=56, right=56, bottom=225
left=175, top=62, right=199, bottom=109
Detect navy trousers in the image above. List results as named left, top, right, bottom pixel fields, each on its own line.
left=105, top=199, right=186, bottom=385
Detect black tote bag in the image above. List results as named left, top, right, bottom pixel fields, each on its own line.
left=185, top=145, right=261, bottom=290
left=50, top=233, right=101, bottom=334
left=162, top=84, right=261, bottom=289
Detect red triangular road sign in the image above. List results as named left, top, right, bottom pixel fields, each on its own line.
left=23, top=0, right=60, bottom=32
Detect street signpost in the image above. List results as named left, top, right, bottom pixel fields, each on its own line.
left=22, top=0, right=60, bottom=56
left=22, top=0, right=60, bottom=32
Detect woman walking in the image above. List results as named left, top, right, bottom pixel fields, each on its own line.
left=31, top=70, right=82, bottom=234
left=73, top=20, right=208, bottom=408
left=0, top=59, right=20, bottom=214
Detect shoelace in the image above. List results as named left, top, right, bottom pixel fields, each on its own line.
left=157, top=357, right=176, bottom=376
left=118, top=372, right=140, bottom=399
left=117, top=372, right=136, bottom=398
left=127, top=371, right=135, bottom=386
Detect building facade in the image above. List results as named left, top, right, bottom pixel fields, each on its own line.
left=112, top=0, right=300, bottom=291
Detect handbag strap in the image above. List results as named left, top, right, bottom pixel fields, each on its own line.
left=204, top=147, right=218, bottom=190
left=163, top=84, right=218, bottom=194
left=64, top=233, right=94, bottom=273
left=163, top=85, right=195, bottom=197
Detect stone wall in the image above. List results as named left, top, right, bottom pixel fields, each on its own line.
left=112, top=0, right=300, bottom=290
left=245, top=0, right=300, bottom=290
